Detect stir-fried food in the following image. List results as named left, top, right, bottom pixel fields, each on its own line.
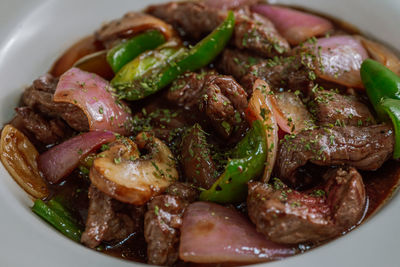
left=2, top=0, right=400, bottom=266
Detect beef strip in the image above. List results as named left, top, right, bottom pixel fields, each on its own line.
left=21, top=74, right=89, bottom=132
left=241, top=55, right=315, bottom=93
left=217, top=48, right=262, bottom=84
left=147, top=1, right=289, bottom=57
left=81, top=185, right=145, bottom=248
left=144, top=194, right=188, bottom=266
left=277, top=124, right=394, bottom=185
left=14, top=107, right=69, bottom=145
left=167, top=72, right=248, bottom=139
left=165, top=182, right=199, bottom=203
left=201, top=75, right=248, bottom=138
left=247, top=167, right=366, bottom=244
left=167, top=71, right=217, bottom=111
left=181, top=124, right=217, bottom=189
left=309, top=88, right=375, bottom=127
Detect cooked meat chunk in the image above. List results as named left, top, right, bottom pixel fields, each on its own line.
left=167, top=71, right=217, bottom=111
left=165, top=182, right=199, bottom=203
left=181, top=124, right=217, bottom=189
left=247, top=167, right=366, bottom=244
left=81, top=185, right=144, bottom=248
left=241, top=55, right=314, bottom=93
left=13, top=107, right=69, bottom=145
left=309, top=89, right=375, bottom=126
left=147, top=1, right=289, bottom=57
left=201, top=76, right=247, bottom=138
left=21, top=74, right=89, bottom=132
left=167, top=72, right=248, bottom=139
left=144, top=195, right=188, bottom=266
left=277, top=124, right=394, bottom=185
left=217, top=48, right=262, bottom=83
left=323, top=168, right=366, bottom=229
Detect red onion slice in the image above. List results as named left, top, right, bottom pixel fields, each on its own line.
left=270, top=92, right=315, bottom=134
left=38, top=131, right=116, bottom=184
left=252, top=4, right=333, bottom=45
left=54, top=68, right=133, bottom=135
left=306, top=35, right=368, bottom=88
left=246, top=79, right=278, bottom=183
left=179, top=202, right=296, bottom=263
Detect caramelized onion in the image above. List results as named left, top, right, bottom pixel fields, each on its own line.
left=270, top=92, right=315, bottom=134
left=306, top=35, right=369, bottom=88
left=0, top=125, right=48, bottom=199
left=252, top=4, right=333, bottom=45
left=73, top=50, right=114, bottom=80
left=96, top=12, right=174, bottom=48
left=356, top=35, right=400, bottom=75
left=246, top=79, right=278, bottom=182
left=38, top=131, right=116, bottom=184
left=179, top=202, right=296, bottom=263
left=54, top=68, right=133, bottom=135
left=50, top=35, right=103, bottom=77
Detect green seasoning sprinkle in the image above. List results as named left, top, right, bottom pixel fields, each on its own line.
left=113, top=157, right=122, bottom=164
left=99, top=106, right=104, bottom=114
left=154, top=205, right=159, bottom=216
left=77, top=149, right=83, bottom=155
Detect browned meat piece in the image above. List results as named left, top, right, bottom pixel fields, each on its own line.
left=167, top=72, right=248, bottom=139
left=181, top=124, right=217, bottom=189
left=21, top=74, right=89, bottom=132
left=147, top=1, right=289, bottom=57
left=14, top=107, right=69, bottom=145
left=309, top=89, right=375, bottom=127
left=217, top=48, right=262, bottom=83
left=81, top=185, right=144, bottom=248
left=144, top=195, right=188, bottom=266
left=165, top=182, right=199, bottom=203
left=323, top=168, right=366, bottom=229
left=167, top=71, right=217, bottom=110
left=201, top=76, right=247, bottom=138
left=277, top=124, right=394, bottom=185
left=247, top=167, right=366, bottom=244
left=241, top=55, right=314, bottom=93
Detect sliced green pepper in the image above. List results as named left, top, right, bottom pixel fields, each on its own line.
left=32, top=199, right=82, bottom=242
left=361, top=59, right=400, bottom=159
left=111, top=40, right=188, bottom=100
left=380, top=98, right=400, bottom=159
left=107, top=30, right=166, bottom=73
left=112, top=11, right=235, bottom=101
left=361, top=58, right=400, bottom=120
left=199, top=120, right=267, bottom=203
left=156, top=11, right=235, bottom=89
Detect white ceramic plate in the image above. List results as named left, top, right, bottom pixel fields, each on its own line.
left=0, top=0, right=399, bottom=266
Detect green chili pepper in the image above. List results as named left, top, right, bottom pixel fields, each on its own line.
left=361, top=58, right=400, bottom=120
left=112, top=11, right=235, bottom=101
left=361, top=59, right=400, bottom=159
left=32, top=199, right=82, bottom=242
left=156, top=11, right=235, bottom=89
left=107, top=30, right=166, bottom=73
left=199, top=120, right=267, bottom=203
left=111, top=40, right=188, bottom=100
left=380, top=98, right=400, bottom=159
